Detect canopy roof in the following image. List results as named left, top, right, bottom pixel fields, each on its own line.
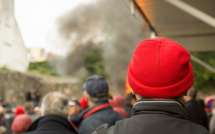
left=132, top=0, right=215, bottom=52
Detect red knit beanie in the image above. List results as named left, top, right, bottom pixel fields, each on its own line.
left=79, top=97, right=88, bottom=109
left=14, top=106, right=25, bottom=116
left=128, top=38, right=194, bottom=98
left=12, top=114, right=32, bottom=132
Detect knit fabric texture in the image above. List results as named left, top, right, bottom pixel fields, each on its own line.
left=127, top=38, right=194, bottom=98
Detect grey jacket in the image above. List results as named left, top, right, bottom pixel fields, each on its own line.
left=210, top=114, right=215, bottom=134
left=92, top=99, right=209, bottom=134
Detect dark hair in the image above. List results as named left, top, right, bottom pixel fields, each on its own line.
left=187, top=87, right=197, bottom=99
left=125, top=93, right=136, bottom=104
left=24, top=102, right=34, bottom=111
left=88, top=95, right=109, bottom=103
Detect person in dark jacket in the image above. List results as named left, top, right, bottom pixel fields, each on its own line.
left=184, top=87, right=209, bottom=129
left=122, top=93, right=136, bottom=118
left=92, top=38, right=209, bottom=134
left=0, top=106, right=6, bottom=126
left=72, top=75, right=124, bottom=134
left=24, top=92, right=77, bottom=134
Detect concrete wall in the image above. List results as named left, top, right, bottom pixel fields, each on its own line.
left=0, top=0, right=28, bottom=72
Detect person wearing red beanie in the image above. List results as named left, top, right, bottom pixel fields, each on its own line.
left=78, top=97, right=88, bottom=109
left=92, top=38, right=208, bottom=134
left=12, top=114, right=32, bottom=134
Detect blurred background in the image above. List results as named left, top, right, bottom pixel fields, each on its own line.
left=0, top=0, right=215, bottom=105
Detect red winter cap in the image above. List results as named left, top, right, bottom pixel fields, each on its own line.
left=12, top=114, right=32, bottom=132
left=79, top=97, right=88, bottom=109
left=14, top=106, right=25, bottom=116
left=127, top=38, right=194, bottom=98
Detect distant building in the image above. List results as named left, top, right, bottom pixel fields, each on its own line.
left=0, top=0, right=29, bottom=72
left=29, top=47, right=47, bottom=62
left=28, top=47, right=57, bottom=62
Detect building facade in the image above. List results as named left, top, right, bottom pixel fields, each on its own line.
left=0, top=0, right=28, bottom=72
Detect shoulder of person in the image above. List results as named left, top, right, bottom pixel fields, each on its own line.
left=92, top=124, right=115, bottom=134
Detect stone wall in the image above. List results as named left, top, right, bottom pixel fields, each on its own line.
left=0, top=69, right=83, bottom=106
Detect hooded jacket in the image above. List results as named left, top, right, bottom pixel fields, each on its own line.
left=93, top=99, right=209, bottom=134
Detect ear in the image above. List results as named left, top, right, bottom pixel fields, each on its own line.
left=39, top=108, right=42, bottom=116
left=83, top=91, right=89, bottom=102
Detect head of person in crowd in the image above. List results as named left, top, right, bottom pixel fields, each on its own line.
left=109, top=96, right=128, bottom=118
left=0, top=106, right=4, bottom=116
left=40, top=92, right=69, bottom=118
left=11, top=114, right=32, bottom=133
left=127, top=38, right=194, bottom=102
left=124, top=93, right=136, bottom=105
left=68, top=100, right=82, bottom=118
left=0, top=106, right=6, bottom=126
left=184, top=87, right=197, bottom=102
left=78, top=97, right=88, bottom=109
left=109, top=95, right=125, bottom=108
left=24, top=92, right=78, bottom=134
left=0, top=126, right=6, bottom=134
left=83, top=75, right=109, bottom=107
left=91, top=38, right=209, bottom=134
left=24, top=102, right=34, bottom=113
left=14, top=106, right=25, bottom=116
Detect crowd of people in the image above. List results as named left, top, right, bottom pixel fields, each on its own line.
left=0, top=38, right=215, bottom=134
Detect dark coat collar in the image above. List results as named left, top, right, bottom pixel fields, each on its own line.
left=132, top=99, right=189, bottom=120
left=71, top=101, right=110, bottom=126
left=25, top=115, right=77, bottom=133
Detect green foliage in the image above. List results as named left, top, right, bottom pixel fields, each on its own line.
left=83, top=47, right=108, bottom=78
left=1, top=65, right=9, bottom=70
left=190, top=52, right=215, bottom=91
left=28, top=60, right=59, bottom=77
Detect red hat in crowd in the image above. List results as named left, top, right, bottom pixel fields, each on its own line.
left=79, top=97, right=88, bottom=109
left=109, top=96, right=125, bottom=108
left=14, top=106, right=25, bottom=116
left=12, top=114, right=32, bottom=132
left=127, top=38, right=194, bottom=98
left=113, top=107, right=128, bottom=118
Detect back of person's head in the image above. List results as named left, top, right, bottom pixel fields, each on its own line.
left=187, top=87, right=197, bottom=99
left=11, top=114, right=32, bottom=133
left=124, top=93, right=136, bottom=104
left=68, top=100, right=81, bottom=117
left=109, top=96, right=125, bottom=108
left=0, top=106, right=4, bottom=116
left=0, top=126, right=6, bottom=134
left=24, top=102, right=34, bottom=112
left=41, top=92, right=69, bottom=118
left=127, top=38, right=194, bottom=99
left=83, top=75, right=109, bottom=103
left=79, top=97, right=89, bottom=109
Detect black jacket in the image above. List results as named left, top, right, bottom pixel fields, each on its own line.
left=93, top=99, right=209, bottom=134
left=184, top=99, right=208, bottom=129
left=123, top=103, right=133, bottom=118
left=72, top=102, right=124, bottom=134
left=24, top=115, right=77, bottom=134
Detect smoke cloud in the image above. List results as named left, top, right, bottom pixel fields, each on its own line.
left=48, top=0, right=151, bottom=94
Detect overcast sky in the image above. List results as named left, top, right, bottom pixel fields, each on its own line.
left=14, top=0, right=91, bottom=49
